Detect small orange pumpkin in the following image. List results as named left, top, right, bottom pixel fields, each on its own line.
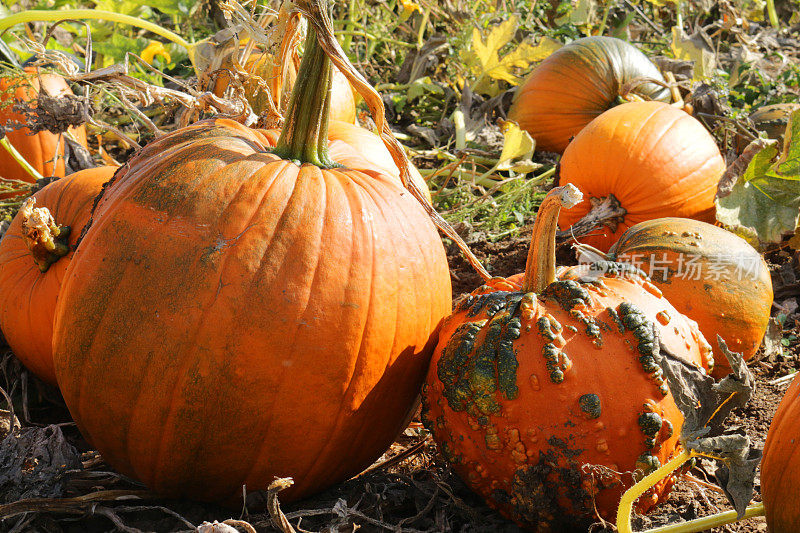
left=0, top=165, right=116, bottom=384
left=761, top=374, right=800, bottom=532
left=0, top=67, right=88, bottom=184
left=421, top=185, right=713, bottom=531
left=508, top=36, right=669, bottom=154
left=603, top=218, right=773, bottom=377
left=557, top=101, right=726, bottom=252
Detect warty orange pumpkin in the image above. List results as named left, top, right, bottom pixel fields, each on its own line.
left=52, top=6, right=450, bottom=506
left=0, top=67, right=88, bottom=185
left=508, top=36, right=670, bottom=154
left=421, top=185, right=713, bottom=531
left=0, top=165, right=116, bottom=385
left=557, top=101, right=726, bottom=252
left=601, top=217, right=773, bottom=377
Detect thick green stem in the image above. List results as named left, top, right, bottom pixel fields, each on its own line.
left=272, top=19, right=335, bottom=168
left=0, top=10, right=190, bottom=50
left=521, top=184, right=582, bottom=293
left=0, top=137, right=44, bottom=182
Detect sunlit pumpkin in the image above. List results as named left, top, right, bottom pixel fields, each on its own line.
left=602, top=218, right=772, bottom=377
left=557, top=101, right=726, bottom=252
left=761, top=373, right=800, bottom=533
left=421, top=185, right=713, bottom=531
left=0, top=166, right=115, bottom=385
left=52, top=16, right=450, bottom=506
left=0, top=67, right=88, bottom=184
left=508, top=36, right=669, bottom=154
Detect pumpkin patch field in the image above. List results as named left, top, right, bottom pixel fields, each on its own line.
left=0, top=0, right=799, bottom=531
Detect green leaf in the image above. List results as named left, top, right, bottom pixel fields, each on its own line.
left=716, top=110, right=800, bottom=246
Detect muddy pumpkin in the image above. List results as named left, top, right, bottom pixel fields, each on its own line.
left=0, top=166, right=116, bottom=385
left=421, top=185, right=713, bottom=531
left=0, top=67, right=88, bottom=185
left=52, top=11, right=450, bottom=505
left=602, top=217, right=773, bottom=377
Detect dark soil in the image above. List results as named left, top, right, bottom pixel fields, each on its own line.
left=0, top=236, right=798, bottom=533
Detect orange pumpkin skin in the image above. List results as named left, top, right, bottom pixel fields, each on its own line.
left=0, top=166, right=116, bottom=385
left=558, top=102, right=726, bottom=252
left=606, top=218, right=772, bottom=377
left=762, top=374, right=800, bottom=532
left=508, top=36, right=670, bottom=154
left=422, top=265, right=712, bottom=530
left=52, top=118, right=451, bottom=505
left=0, top=67, right=88, bottom=183
left=328, top=120, right=430, bottom=201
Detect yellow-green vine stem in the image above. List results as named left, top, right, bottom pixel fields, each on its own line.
left=766, top=0, right=779, bottom=29
left=0, top=10, right=190, bottom=51
left=0, top=137, right=44, bottom=182
left=617, top=449, right=766, bottom=533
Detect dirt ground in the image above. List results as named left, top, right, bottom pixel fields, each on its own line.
left=0, top=230, right=797, bottom=533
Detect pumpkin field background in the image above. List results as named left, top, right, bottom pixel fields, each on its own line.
left=0, top=0, right=799, bottom=530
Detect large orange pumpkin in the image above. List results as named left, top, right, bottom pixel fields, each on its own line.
left=761, top=374, right=800, bottom=532
left=508, top=36, right=670, bottom=154
left=0, top=166, right=116, bottom=385
left=421, top=185, right=712, bottom=531
left=603, top=218, right=773, bottom=377
left=52, top=17, right=450, bottom=505
left=557, top=101, right=726, bottom=252
left=0, top=67, right=88, bottom=184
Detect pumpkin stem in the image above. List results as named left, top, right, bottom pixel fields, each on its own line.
left=555, top=193, right=627, bottom=244
left=19, top=197, right=71, bottom=273
left=272, top=7, right=336, bottom=168
left=617, top=447, right=765, bottom=533
left=522, top=184, right=583, bottom=293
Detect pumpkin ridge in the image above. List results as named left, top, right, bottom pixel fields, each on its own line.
left=288, top=171, right=375, bottom=491
left=146, top=166, right=306, bottom=488
left=241, top=166, right=341, bottom=494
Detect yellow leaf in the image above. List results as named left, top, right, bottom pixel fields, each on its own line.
left=471, top=16, right=519, bottom=70
left=141, top=40, right=171, bottom=65
left=496, top=119, right=535, bottom=171
left=399, top=0, right=421, bottom=22
left=464, top=16, right=562, bottom=95
left=670, top=26, right=715, bottom=81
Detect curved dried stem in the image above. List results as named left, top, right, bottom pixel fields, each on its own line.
left=266, top=478, right=297, bottom=533
left=522, top=184, right=583, bottom=293
left=293, top=0, right=491, bottom=281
